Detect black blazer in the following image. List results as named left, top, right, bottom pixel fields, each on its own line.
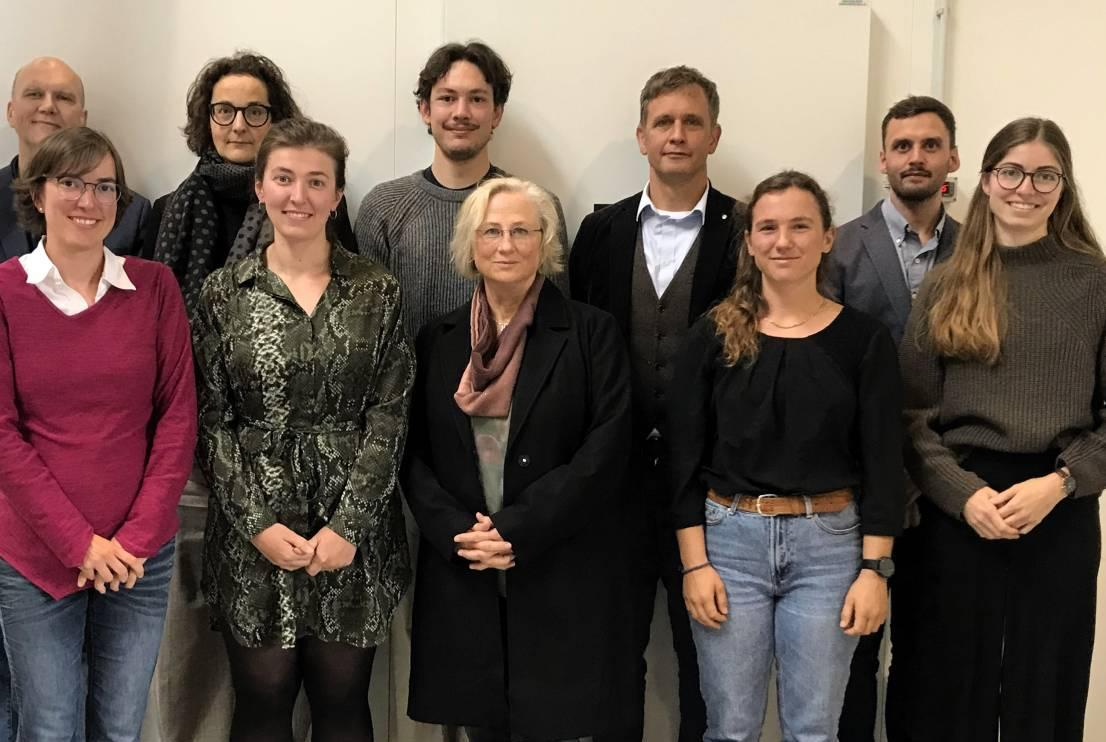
left=403, top=280, right=631, bottom=738
left=823, top=200, right=960, bottom=345
left=568, top=185, right=742, bottom=338
left=0, top=158, right=150, bottom=260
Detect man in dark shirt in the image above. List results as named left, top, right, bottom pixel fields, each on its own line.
left=822, top=94, right=961, bottom=742
left=570, top=65, right=742, bottom=742
left=2, top=56, right=150, bottom=259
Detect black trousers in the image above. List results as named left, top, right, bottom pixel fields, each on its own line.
left=886, top=450, right=1100, bottom=742
left=837, top=601, right=885, bottom=741
left=596, top=496, right=706, bottom=742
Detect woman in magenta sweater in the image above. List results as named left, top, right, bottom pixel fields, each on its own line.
left=0, top=127, right=196, bottom=740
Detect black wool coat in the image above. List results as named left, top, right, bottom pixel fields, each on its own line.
left=403, top=280, right=632, bottom=739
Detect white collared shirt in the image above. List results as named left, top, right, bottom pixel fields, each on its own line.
left=636, top=183, right=708, bottom=298
left=19, top=240, right=135, bottom=316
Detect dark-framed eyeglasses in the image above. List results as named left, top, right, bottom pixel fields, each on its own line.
left=209, top=102, right=272, bottom=127
left=988, top=164, right=1065, bottom=194
left=48, top=176, right=122, bottom=204
left=477, top=225, right=544, bottom=243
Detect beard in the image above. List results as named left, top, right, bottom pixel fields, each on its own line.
left=433, top=126, right=492, bottom=163
left=889, top=172, right=943, bottom=203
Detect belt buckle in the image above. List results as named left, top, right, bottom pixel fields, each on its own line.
left=755, top=494, right=779, bottom=516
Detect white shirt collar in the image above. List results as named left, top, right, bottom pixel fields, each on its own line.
left=636, top=181, right=709, bottom=222
left=22, top=240, right=135, bottom=292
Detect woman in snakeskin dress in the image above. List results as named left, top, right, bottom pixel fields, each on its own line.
left=193, top=118, right=412, bottom=742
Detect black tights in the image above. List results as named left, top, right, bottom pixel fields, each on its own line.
left=223, top=634, right=376, bottom=742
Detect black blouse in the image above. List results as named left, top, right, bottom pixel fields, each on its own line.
left=669, top=306, right=905, bottom=536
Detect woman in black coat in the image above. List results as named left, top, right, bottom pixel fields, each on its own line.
left=403, top=176, right=631, bottom=741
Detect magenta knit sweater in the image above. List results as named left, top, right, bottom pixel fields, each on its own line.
left=0, top=256, right=196, bottom=599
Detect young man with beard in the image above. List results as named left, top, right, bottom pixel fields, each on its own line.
left=356, top=41, right=566, bottom=338
left=822, top=95, right=961, bottom=742
left=570, top=65, right=742, bottom=742
left=1, top=56, right=149, bottom=260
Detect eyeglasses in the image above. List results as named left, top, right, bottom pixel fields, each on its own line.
left=988, top=164, right=1065, bottom=194
left=48, top=176, right=122, bottom=204
left=209, top=102, right=272, bottom=127
left=477, top=226, right=543, bottom=243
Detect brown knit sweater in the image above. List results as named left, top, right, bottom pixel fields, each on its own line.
left=900, top=235, right=1106, bottom=517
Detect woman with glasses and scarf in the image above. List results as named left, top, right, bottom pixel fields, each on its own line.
left=887, top=118, right=1106, bottom=742
left=143, top=51, right=357, bottom=314
left=404, top=177, right=631, bottom=741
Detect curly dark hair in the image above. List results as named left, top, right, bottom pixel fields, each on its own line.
left=12, top=127, right=133, bottom=235
left=413, top=41, right=512, bottom=107
left=182, top=51, right=301, bottom=156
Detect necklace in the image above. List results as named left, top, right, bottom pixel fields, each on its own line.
left=764, top=298, right=828, bottom=330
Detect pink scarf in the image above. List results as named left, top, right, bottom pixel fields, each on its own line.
left=454, top=277, right=544, bottom=417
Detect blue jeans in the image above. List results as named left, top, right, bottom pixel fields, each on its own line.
left=0, top=621, right=11, bottom=742
left=0, top=540, right=175, bottom=742
left=693, top=497, right=862, bottom=742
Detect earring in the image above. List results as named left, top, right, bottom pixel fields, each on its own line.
left=330, top=210, right=337, bottom=220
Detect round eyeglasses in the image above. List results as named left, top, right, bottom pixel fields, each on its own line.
left=49, top=176, right=122, bottom=204
left=209, top=102, right=272, bottom=127
left=989, top=164, right=1065, bottom=194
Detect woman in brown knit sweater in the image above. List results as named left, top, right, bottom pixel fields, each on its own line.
left=888, top=117, right=1105, bottom=742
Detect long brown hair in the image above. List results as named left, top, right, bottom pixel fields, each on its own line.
left=924, top=117, right=1101, bottom=364
left=710, top=170, right=833, bottom=366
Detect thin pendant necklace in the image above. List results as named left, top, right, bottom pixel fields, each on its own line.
left=765, top=298, right=828, bottom=330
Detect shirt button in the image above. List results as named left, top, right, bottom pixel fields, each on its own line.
left=518, top=455, right=530, bottom=468
left=914, top=258, right=921, bottom=264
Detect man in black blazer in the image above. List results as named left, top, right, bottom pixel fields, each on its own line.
left=2, top=56, right=149, bottom=261
left=822, top=95, right=961, bottom=742
left=569, top=65, right=742, bottom=742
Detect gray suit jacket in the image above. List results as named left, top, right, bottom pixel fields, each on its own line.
left=0, top=158, right=150, bottom=260
left=823, top=200, right=959, bottom=345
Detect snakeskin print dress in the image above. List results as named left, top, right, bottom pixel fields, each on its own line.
left=192, top=246, right=412, bottom=648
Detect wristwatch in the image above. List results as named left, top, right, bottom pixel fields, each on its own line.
left=861, top=557, right=895, bottom=579
left=1057, top=466, right=1077, bottom=497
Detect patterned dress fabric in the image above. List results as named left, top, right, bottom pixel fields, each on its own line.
left=193, top=245, right=413, bottom=649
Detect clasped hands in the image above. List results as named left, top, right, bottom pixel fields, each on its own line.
left=78, top=535, right=147, bottom=594
left=453, top=512, right=515, bottom=571
left=250, top=523, right=356, bottom=576
left=963, top=473, right=1066, bottom=540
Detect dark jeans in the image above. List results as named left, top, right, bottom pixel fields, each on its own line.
left=596, top=501, right=706, bottom=742
left=886, top=450, right=1100, bottom=742
left=0, top=540, right=174, bottom=741
left=0, top=622, right=11, bottom=742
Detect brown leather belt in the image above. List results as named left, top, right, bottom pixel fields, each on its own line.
left=707, top=488, right=853, bottom=516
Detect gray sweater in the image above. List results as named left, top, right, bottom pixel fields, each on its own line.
left=355, top=169, right=568, bottom=339
left=900, top=235, right=1106, bottom=517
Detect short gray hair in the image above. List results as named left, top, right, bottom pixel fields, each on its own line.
left=639, top=65, right=720, bottom=125
left=450, top=177, right=564, bottom=280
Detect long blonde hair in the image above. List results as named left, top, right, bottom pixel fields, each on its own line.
left=924, top=117, right=1101, bottom=364
left=710, top=170, right=833, bottom=366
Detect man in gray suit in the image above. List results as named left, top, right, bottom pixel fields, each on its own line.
left=823, top=95, right=960, bottom=742
left=1, top=56, right=149, bottom=260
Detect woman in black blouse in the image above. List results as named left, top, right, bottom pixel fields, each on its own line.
left=669, top=171, right=904, bottom=742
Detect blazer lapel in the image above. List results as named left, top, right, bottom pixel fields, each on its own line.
left=437, top=314, right=479, bottom=450
left=689, top=187, right=730, bottom=322
left=606, top=199, right=639, bottom=338
left=935, top=215, right=959, bottom=264
left=861, top=204, right=912, bottom=327
left=508, top=282, right=568, bottom=451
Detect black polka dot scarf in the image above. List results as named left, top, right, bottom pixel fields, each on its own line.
left=152, top=149, right=268, bottom=317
